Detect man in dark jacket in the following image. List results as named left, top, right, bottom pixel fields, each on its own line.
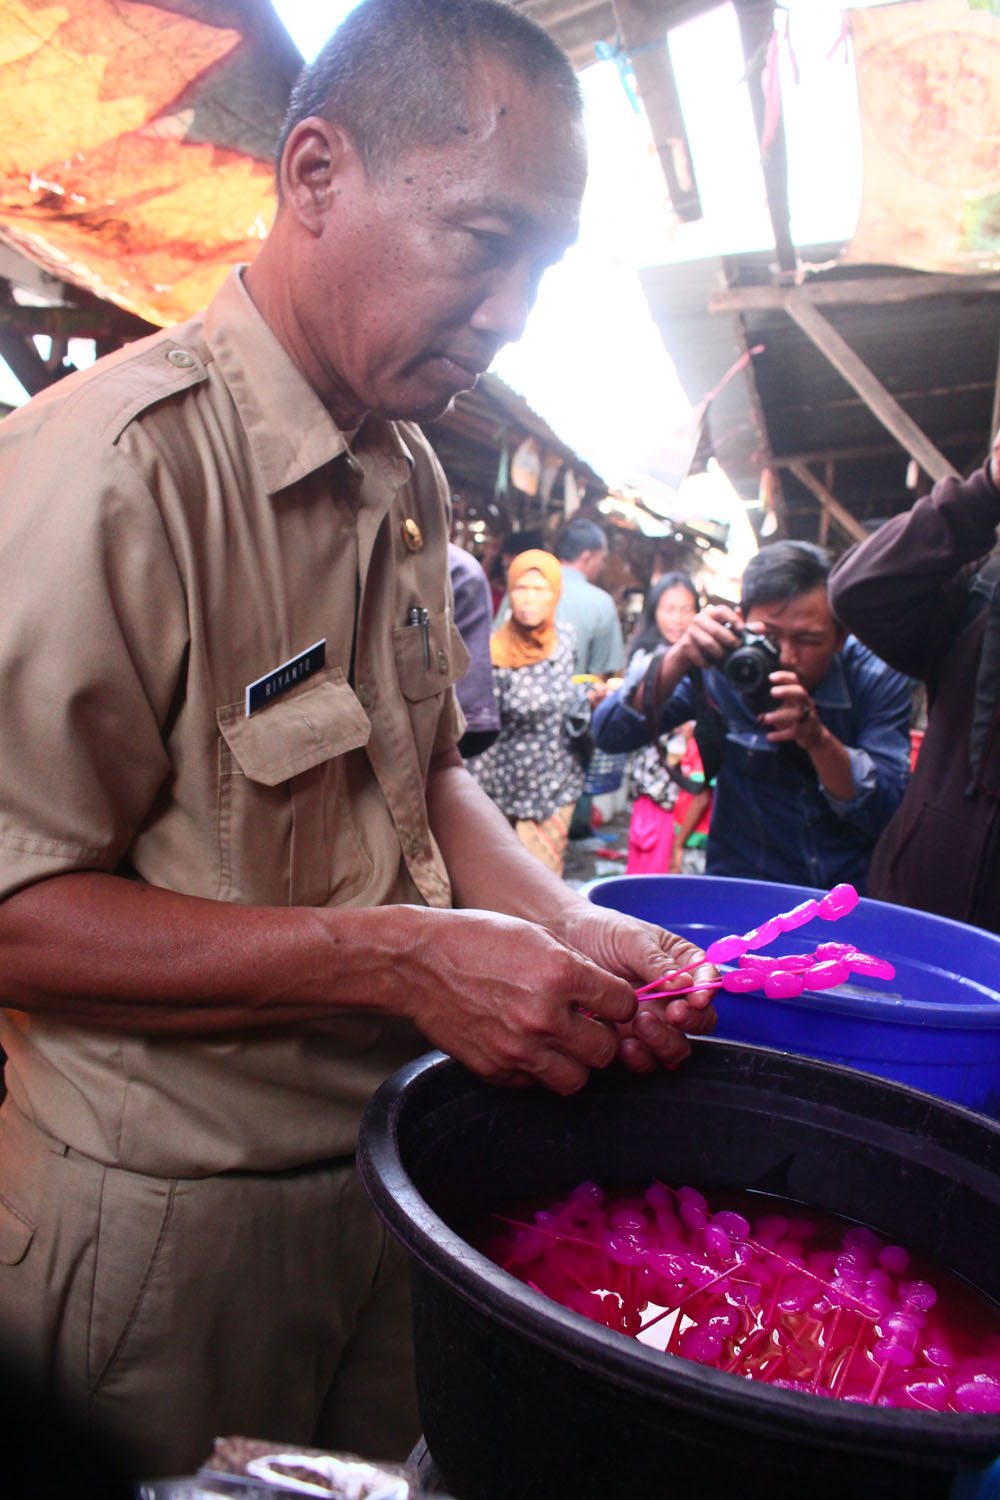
left=829, top=432, right=1000, bottom=931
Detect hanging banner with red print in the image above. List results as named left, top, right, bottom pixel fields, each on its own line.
left=845, top=0, right=1000, bottom=274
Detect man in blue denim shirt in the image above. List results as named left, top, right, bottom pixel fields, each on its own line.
left=592, top=542, right=912, bottom=891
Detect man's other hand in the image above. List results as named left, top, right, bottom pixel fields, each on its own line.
left=557, top=906, right=717, bottom=1074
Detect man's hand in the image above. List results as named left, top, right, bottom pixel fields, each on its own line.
left=629, top=601, right=744, bottom=713
left=556, top=906, right=717, bottom=1074
left=758, top=669, right=824, bottom=748
left=990, top=427, right=1000, bottom=491
left=404, top=903, right=717, bottom=1094
left=672, top=602, right=743, bottom=671
left=424, top=754, right=716, bottom=1089
left=398, top=908, right=641, bottom=1096
left=757, top=670, right=856, bottom=800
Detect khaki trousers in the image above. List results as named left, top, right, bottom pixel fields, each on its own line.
left=0, top=1103, right=419, bottom=1479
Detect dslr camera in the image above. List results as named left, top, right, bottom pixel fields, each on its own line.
left=723, top=627, right=781, bottom=715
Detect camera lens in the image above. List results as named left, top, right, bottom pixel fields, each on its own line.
left=725, top=642, right=769, bottom=691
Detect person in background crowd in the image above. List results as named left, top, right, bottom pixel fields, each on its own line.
left=0, top=0, right=716, bottom=1478
left=670, top=733, right=712, bottom=875
left=593, top=541, right=912, bottom=892
left=829, top=430, right=1000, bottom=931
left=554, top=517, right=626, bottom=677
left=478, top=528, right=509, bottom=618
left=448, top=542, right=500, bottom=758
left=623, top=574, right=701, bottom=875
left=552, top=518, right=626, bottom=839
left=470, top=550, right=588, bottom=874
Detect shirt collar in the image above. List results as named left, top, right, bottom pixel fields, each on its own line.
left=203, top=268, right=413, bottom=494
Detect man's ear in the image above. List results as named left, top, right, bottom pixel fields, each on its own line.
left=278, top=117, right=356, bottom=236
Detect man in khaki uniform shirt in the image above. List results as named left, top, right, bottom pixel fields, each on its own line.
left=0, top=0, right=715, bottom=1478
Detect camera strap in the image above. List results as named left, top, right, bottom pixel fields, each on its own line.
left=640, top=648, right=718, bottom=792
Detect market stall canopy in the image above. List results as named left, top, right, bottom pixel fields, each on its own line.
left=0, top=0, right=730, bottom=335
left=0, top=0, right=612, bottom=546
left=0, top=0, right=299, bottom=326
left=641, top=248, right=1000, bottom=548
left=637, top=0, right=1000, bottom=551
left=424, top=371, right=608, bottom=515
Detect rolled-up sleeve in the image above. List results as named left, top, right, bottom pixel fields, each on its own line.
left=592, top=659, right=697, bottom=753
left=818, top=655, right=912, bottom=838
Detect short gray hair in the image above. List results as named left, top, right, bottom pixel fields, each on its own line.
left=275, top=0, right=582, bottom=184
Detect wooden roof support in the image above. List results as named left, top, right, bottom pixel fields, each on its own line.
left=733, top=0, right=796, bottom=274
left=611, top=0, right=702, bottom=222
left=784, top=291, right=960, bottom=484
left=0, top=329, right=53, bottom=396
left=709, top=272, right=1000, bottom=314
left=780, top=458, right=868, bottom=545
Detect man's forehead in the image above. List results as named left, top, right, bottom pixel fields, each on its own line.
left=442, top=56, right=586, bottom=191
left=393, top=119, right=585, bottom=250
left=752, top=588, right=834, bottom=626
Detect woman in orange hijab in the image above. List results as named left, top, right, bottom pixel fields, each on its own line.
left=469, top=549, right=585, bottom=875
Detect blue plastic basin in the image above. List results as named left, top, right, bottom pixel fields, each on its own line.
left=586, top=874, right=1000, bottom=1116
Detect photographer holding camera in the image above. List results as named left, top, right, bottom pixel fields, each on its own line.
left=592, top=541, right=913, bottom=891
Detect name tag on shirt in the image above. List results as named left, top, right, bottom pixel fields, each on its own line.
left=245, top=640, right=326, bottom=716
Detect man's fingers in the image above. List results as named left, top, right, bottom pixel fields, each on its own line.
left=629, top=1012, right=693, bottom=1069
left=527, top=1047, right=595, bottom=1097
left=573, top=967, right=637, bottom=1026
left=661, top=999, right=718, bottom=1033
left=566, top=1010, right=621, bottom=1071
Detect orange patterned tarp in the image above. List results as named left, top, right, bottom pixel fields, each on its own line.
left=846, top=0, right=1000, bottom=274
left=0, top=0, right=299, bottom=324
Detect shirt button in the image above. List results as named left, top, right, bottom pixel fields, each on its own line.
left=166, top=348, right=196, bottom=369
left=437, top=650, right=449, bottom=674
left=356, top=683, right=372, bottom=708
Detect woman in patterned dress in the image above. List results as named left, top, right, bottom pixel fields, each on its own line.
left=469, top=549, right=586, bottom=875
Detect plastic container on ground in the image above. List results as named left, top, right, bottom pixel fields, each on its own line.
left=585, top=874, right=1000, bottom=1117
left=358, top=1045, right=1000, bottom=1500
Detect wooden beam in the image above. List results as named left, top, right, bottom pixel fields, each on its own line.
left=733, top=0, right=796, bottom=273
left=0, top=303, right=129, bottom=339
left=612, top=0, right=702, bottom=222
left=784, top=291, right=960, bottom=484
left=0, top=330, right=56, bottom=396
left=517, top=0, right=611, bottom=25
left=780, top=459, right=868, bottom=545
left=770, top=430, right=992, bottom=468
left=709, top=272, right=1000, bottom=315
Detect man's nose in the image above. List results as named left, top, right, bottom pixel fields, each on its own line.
left=778, top=639, right=798, bottom=669
left=470, top=263, right=537, bottom=344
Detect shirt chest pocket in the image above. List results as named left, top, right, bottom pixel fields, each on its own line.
left=393, top=609, right=470, bottom=701
left=392, top=610, right=470, bottom=775
left=216, top=667, right=374, bottom=906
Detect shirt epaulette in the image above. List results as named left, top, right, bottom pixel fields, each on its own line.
left=100, top=338, right=209, bottom=444
left=0, top=327, right=211, bottom=451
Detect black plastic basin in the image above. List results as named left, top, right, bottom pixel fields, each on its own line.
left=357, top=1040, right=1000, bottom=1500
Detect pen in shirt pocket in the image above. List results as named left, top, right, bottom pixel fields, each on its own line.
left=407, top=603, right=431, bottom=669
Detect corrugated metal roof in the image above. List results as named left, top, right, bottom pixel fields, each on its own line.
left=642, top=247, right=1000, bottom=547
